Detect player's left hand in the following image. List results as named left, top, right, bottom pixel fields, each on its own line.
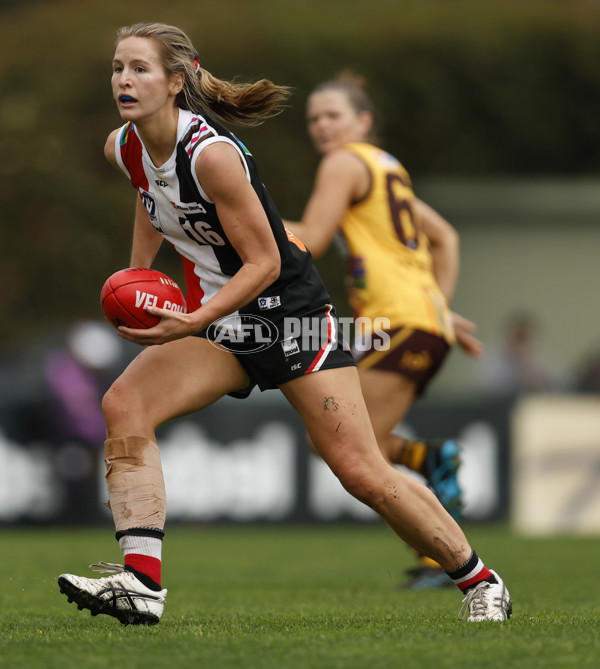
left=117, top=306, right=197, bottom=345
left=452, top=312, right=484, bottom=358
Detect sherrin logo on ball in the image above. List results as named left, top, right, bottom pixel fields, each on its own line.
left=101, top=268, right=187, bottom=329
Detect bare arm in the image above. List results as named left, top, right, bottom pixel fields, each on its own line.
left=414, top=198, right=460, bottom=303
left=103, top=129, right=120, bottom=169
left=414, top=199, right=483, bottom=357
left=452, top=312, right=484, bottom=358
left=191, top=142, right=281, bottom=329
left=130, top=197, right=164, bottom=267
left=284, top=149, right=368, bottom=259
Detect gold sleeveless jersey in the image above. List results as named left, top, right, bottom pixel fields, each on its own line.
left=340, top=142, right=454, bottom=343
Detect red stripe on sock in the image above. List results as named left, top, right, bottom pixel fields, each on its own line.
left=457, top=566, right=493, bottom=592
left=125, top=554, right=162, bottom=585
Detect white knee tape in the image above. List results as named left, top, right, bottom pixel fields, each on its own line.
left=104, top=436, right=166, bottom=532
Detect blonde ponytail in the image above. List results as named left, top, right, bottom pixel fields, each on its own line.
left=193, top=67, right=292, bottom=127
left=115, top=23, right=292, bottom=126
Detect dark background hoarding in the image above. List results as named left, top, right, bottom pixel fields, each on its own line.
left=0, top=388, right=512, bottom=526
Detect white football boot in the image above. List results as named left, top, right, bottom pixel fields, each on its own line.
left=58, top=562, right=167, bottom=626
left=458, top=570, right=512, bottom=622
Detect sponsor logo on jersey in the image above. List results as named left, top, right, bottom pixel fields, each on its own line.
left=155, top=179, right=168, bottom=187
left=170, top=202, right=208, bottom=214
left=258, top=296, right=281, bottom=310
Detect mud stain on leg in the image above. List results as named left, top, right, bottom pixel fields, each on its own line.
left=323, top=396, right=340, bottom=412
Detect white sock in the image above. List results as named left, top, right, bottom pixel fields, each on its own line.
left=119, top=534, right=162, bottom=560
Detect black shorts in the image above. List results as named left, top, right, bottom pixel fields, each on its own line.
left=197, top=304, right=356, bottom=398
left=355, top=327, right=451, bottom=396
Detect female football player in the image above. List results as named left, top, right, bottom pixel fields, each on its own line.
left=57, top=23, right=511, bottom=626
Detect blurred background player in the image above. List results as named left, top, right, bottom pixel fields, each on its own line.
left=284, top=73, right=484, bottom=589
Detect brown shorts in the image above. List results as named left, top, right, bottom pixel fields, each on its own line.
left=355, top=327, right=451, bottom=396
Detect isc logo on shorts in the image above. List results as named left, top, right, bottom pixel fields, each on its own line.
left=258, top=296, right=281, bottom=310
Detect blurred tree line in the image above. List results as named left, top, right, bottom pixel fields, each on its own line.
left=1, top=0, right=599, bottom=351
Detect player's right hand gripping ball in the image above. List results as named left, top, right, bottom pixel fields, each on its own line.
left=101, top=268, right=187, bottom=329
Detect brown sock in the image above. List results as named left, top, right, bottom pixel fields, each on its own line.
left=409, top=547, right=442, bottom=570
left=396, top=438, right=427, bottom=471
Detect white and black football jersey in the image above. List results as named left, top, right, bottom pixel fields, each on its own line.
left=114, top=108, right=329, bottom=327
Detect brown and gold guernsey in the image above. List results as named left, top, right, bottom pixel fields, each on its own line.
left=340, top=142, right=455, bottom=344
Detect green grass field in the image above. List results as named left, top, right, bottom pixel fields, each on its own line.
left=1, top=524, right=598, bottom=668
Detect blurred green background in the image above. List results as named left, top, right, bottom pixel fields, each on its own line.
left=1, top=0, right=599, bottom=394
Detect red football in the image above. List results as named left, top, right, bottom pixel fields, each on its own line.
left=101, top=268, right=187, bottom=329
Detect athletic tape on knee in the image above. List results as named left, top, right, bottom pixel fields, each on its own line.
left=104, top=436, right=166, bottom=532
